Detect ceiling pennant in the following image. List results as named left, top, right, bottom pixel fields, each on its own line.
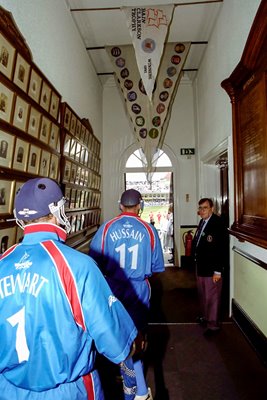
left=121, top=5, right=174, bottom=102
left=106, top=42, right=190, bottom=169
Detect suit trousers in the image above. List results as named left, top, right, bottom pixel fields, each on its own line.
left=196, top=275, right=222, bottom=330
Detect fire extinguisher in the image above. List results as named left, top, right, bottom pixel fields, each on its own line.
left=183, top=230, right=193, bottom=257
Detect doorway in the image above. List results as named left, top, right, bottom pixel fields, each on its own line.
left=125, top=171, right=174, bottom=266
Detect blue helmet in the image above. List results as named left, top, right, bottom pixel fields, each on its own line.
left=14, top=178, right=70, bottom=232
left=120, top=189, right=144, bottom=210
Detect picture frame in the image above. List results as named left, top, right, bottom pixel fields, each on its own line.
left=27, top=106, right=41, bottom=138
left=49, top=153, right=59, bottom=180
left=63, top=160, right=71, bottom=183
left=63, top=106, right=71, bottom=130
left=28, top=68, right=42, bottom=103
left=13, top=53, right=31, bottom=92
left=12, top=138, right=29, bottom=171
left=0, top=82, right=14, bottom=123
left=76, top=119, right=81, bottom=139
left=27, top=144, right=41, bottom=175
left=75, top=165, right=81, bottom=185
left=0, top=130, right=15, bottom=168
left=70, top=113, right=77, bottom=135
left=74, top=141, right=81, bottom=163
left=0, top=33, right=16, bottom=80
left=39, top=149, right=51, bottom=177
left=70, top=162, right=77, bottom=184
left=40, top=80, right=51, bottom=112
left=39, top=115, right=51, bottom=144
left=15, top=181, right=24, bottom=197
left=63, top=134, right=71, bottom=156
left=12, top=96, right=29, bottom=132
left=69, top=137, right=76, bottom=159
left=49, top=123, right=59, bottom=150
left=49, top=91, right=60, bottom=120
left=70, top=189, right=76, bottom=209
left=70, top=215, right=77, bottom=233
left=0, top=226, right=16, bottom=253
left=0, top=179, right=15, bottom=215
left=64, top=187, right=71, bottom=209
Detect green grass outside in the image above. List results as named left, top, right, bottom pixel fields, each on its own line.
left=140, top=204, right=168, bottom=230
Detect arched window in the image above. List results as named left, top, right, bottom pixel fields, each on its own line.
left=126, top=149, right=172, bottom=169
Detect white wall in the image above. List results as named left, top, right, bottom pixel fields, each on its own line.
left=0, top=0, right=103, bottom=139
left=102, top=78, right=197, bottom=227
left=195, top=0, right=266, bottom=331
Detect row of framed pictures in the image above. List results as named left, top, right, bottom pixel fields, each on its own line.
left=0, top=209, right=101, bottom=253
left=69, top=210, right=101, bottom=235
left=0, top=32, right=60, bottom=120
left=0, top=82, right=60, bottom=150
left=65, top=187, right=101, bottom=210
left=0, top=132, right=59, bottom=179
left=61, top=103, right=100, bottom=157
left=63, top=159, right=101, bottom=190
left=63, top=133, right=100, bottom=173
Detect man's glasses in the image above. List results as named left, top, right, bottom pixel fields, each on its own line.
left=198, top=206, right=210, bottom=210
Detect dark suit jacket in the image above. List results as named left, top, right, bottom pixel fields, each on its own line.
left=193, top=213, right=228, bottom=277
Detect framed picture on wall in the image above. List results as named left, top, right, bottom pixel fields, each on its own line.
left=49, top=153, right=59, bottom=180
left=27, top=144, right=41, bottom=175
left=63, top=134, right=71, bottom=156
left=39, top=150, right=51, bottom=177
left=0, top=226, right=16, bottom=253
left=13, top=53, right=31, bottom=92
left=14, top=181, right=24, bottom=199
left=39, top=116, right=51, bottom=144
left=28, top=68, right=42, bottom=103
left=63, top=160, right=71, bottom=183
left=76, top=119, right=81, bottom=139
left=70, top=163, right=77, bottom=184
left=0, top=180, right=15, bottom=215
left=49, top=123, right=59, bottom=150
left=0, top=82, right=14, bottom=123
left=0, top=33, right=16, bottom=79
left=0, top=130, right=15, bottom=168
left=69, top=138, right=76, bottom=159
left=63, top=106, right=71, bottom=130
left=27, top=106, right=41, bottom=138
left=49, top=91, right=60, bottom=120
left=70, top=114, right=77, bottom=135
left=12, top=138, right=29, bottom=171
left=40, top=80, right=51, bottom=112
left=12, top=96, right=30, bottom=132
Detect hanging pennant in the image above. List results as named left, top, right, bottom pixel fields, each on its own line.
left=121, top=5, right=174, bottom=102
left=106, top=42, right=191, bottom=169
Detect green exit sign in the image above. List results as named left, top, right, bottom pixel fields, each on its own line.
left=180, top=148, right=195, bottom=155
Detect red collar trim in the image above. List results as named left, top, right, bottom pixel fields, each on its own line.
left=24, top=223, right=67, bottom=241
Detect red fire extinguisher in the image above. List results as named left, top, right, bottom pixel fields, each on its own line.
left=183, top=230, right=193, bottom=257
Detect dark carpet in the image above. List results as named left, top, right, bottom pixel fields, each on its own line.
left=99, top=267, right=267, bottom=400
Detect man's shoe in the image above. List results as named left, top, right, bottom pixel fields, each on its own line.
left=203, top=328, right=220, bottom=337
left=134, top=387, right=153, bottom=400
left=196, top=316, right=206, bottom=325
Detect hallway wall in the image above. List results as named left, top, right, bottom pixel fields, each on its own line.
left=0, top=0, right=103, bottom=141
left=195, top=0, right=267, bottom=338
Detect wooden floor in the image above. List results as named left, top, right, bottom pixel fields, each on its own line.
left=99, top=267, right=267, bottom=400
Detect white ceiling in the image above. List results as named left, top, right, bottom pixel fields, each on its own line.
left=65, top=0, right=223, bottom=85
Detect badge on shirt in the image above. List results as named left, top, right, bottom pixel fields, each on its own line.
left=207, top=235, right=213, bottom=242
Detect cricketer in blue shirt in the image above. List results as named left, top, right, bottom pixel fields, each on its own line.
left=0, top=178, right=137, bottom=400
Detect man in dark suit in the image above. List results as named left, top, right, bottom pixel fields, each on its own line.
left=192, top=198, right=228, bottom=336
